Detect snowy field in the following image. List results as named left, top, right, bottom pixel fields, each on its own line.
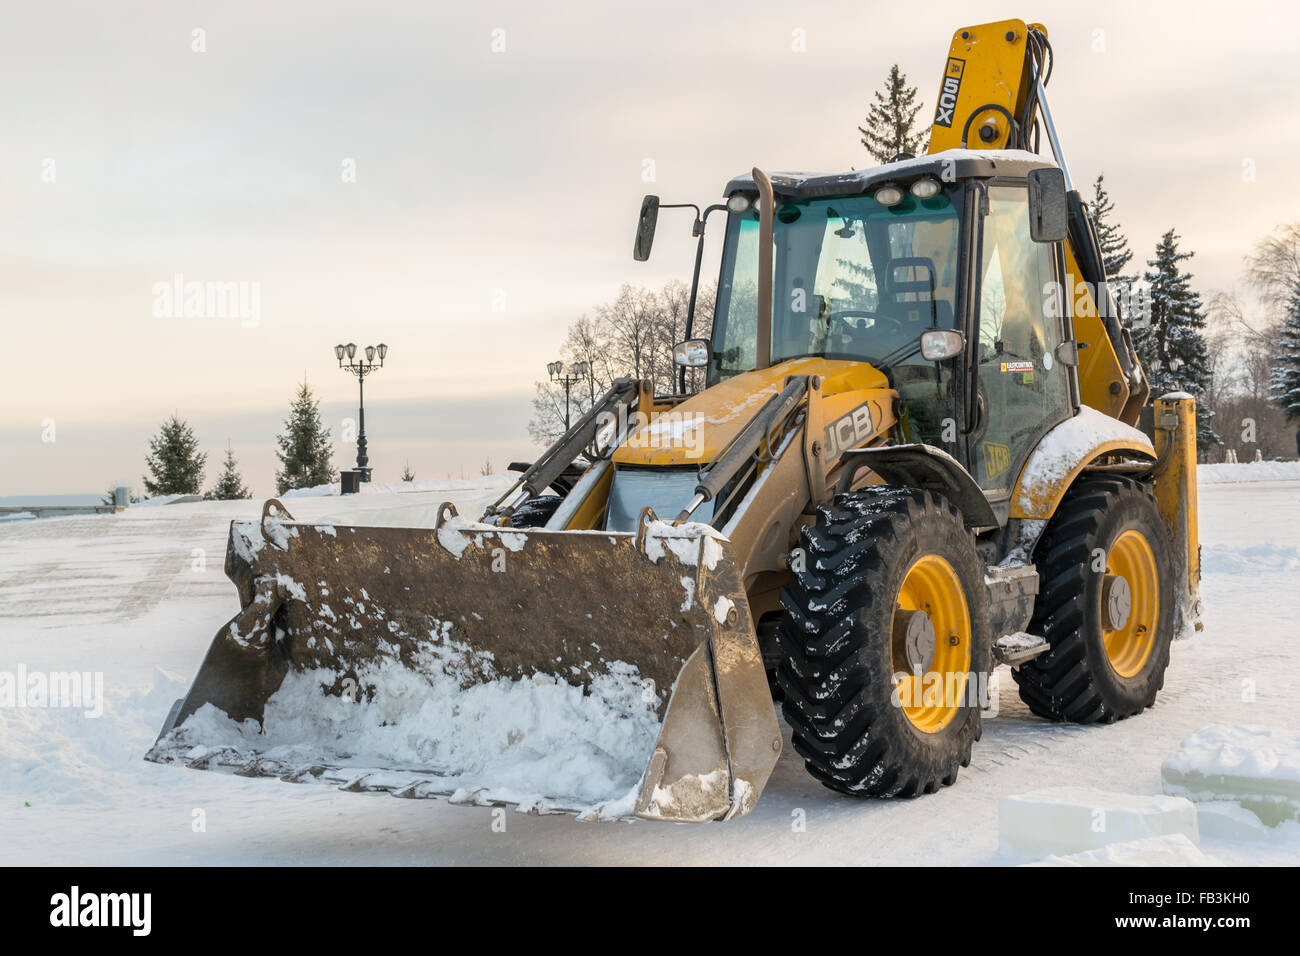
left=1, top=465, right=1298, bottom=866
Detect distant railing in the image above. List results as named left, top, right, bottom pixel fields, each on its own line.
left=0, top=504, right=118, bottom=518
left=0, top=486, right=130, bottom=520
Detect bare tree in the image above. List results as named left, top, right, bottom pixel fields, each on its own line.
left=527, top=280, right=721, bottom=446
left=1202, top=289, right=1292, bottom=461
left=1203, top=292, right=1245, bottom=411
left=1245, top=223, right=1300, bottom=307
left=599, top=284, right=659, bottom=381
left=564, top=313, right=613, bottom=404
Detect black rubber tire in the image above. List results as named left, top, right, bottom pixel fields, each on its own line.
left=507, top=495, right=561, bottom=528
left=777, top=487, right=991, bottom=797
left=1012, top=476, right=1175, bottom=723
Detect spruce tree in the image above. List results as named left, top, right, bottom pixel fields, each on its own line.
left=859, top=64, right=927, bottom=164
left=206, top=442, right=252, bottom=500
left=1270, top=283, right=1300, bottom=421
left=1090, top=175, right=1134, bottom=278
left=1133, top=229, right=1221, bottom=450
left=274, top=379, right=335, bottom=494
left=1090, top=175, right=1137, bottom=320
left=142, top=415, right=206, bottom=497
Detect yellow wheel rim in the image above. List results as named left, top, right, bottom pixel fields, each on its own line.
left=891, top=554, right=972, bottom=734
left=1102, top=529, right=1160, bottom=678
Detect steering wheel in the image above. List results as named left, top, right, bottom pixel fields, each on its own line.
left=826, top=309, right=909, bottom=339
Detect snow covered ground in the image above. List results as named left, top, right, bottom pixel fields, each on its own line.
left=1, top=469, right=1298, bottom=865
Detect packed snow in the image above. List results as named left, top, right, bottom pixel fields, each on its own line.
left=998, top=788, right=1199, bottom=858
left=1, top=464, right=1298, bottom=864
left=1198, top=459, right=1300, bottom=484
left=1027, top=834, right=1219, bottom=867
left=1161, top=725, right=1300, bottom=826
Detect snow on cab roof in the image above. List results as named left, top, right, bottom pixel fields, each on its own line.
left=723, top=148, right=1058, bottom=199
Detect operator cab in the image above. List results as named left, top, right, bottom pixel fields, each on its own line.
left=712, top=150, right=1076, bottom=503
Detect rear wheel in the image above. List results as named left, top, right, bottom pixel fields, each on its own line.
left=1012, top=476, right=1174, bottom=722
left=777, top=487, right=990, bottom=797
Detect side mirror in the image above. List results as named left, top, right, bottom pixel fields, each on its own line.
left=633, top=195, right=660, bottom=261
left=1027, top=167, right=1068, bottom=243
left=673, top=339, right=710, bottom=367
left=919, top=329, right=965, bottom=361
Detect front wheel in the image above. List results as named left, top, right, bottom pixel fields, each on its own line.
left=777, top=487, right=991, bottom=797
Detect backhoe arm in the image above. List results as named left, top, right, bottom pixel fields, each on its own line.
left=926, top=18, right=1149, bottom=425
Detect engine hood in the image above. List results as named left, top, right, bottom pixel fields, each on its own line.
left=611, top=358, right=891, bottom=468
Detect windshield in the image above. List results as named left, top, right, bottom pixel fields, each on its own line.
left=710, top=186, right=964, bottom=381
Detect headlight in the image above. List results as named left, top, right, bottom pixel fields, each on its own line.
left=910, top=178, right=941, bottom=199
left=874, top=185, right=903, bottom=207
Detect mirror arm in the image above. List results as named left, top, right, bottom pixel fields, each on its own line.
left=679, top=203, right=728, bottom=392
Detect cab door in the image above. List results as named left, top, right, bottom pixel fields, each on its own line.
left=969, top=184, right=1073, bottom=500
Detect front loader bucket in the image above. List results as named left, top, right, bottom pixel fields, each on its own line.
left=147, top=500, right=781, bottom=822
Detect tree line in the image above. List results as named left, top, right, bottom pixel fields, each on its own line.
left=530, top=65, right=1300, bottom=462
left=121, top=379, right=339, bottom=502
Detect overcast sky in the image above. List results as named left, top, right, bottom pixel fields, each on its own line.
left=4, top=0, right=1297, bottom=495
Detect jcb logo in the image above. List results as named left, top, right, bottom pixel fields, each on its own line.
left=824, top=402, right=876, bottom=458
left=933, top=58, right=965, bottom=127
left=982, top=441, right=1011, bottom=479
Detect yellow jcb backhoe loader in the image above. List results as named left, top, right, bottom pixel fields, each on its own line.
left=150, top=19, right=1201, bottom=822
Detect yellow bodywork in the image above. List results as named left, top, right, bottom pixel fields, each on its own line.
left=1009, top=429, right=1155, bottom=520
left=1153, top=394, right=1202, bottom=633
left=928, top=19, right=1044, bottom=152
left=612, top=358, right=893, bottom=468
left=1065, top=246, right=1133, bottom=422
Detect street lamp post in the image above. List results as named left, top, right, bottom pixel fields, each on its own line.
left=335, top=341, right=388, bottom=482
left=547, top=360, right=589, bottom=432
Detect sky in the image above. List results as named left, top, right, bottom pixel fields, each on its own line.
left=3, top=0, right=1298, bottom=495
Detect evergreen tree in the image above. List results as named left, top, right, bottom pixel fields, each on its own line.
left=1090, top=176, right=1134, bottom=278
left=1133, top=229, right=1220, bottom=450
left=142, top=415, right=206, bottom=497
left=1090, top=175, right=1136, bottom=318
left=206, top=442, right=252, bottom=500
left=400, top=460, right=416, bottom=482
left=274, top=379, right=335, bottom=494
left=1270, top=283, right=1300, bottom=421
left=859, top=64, right=927, bottom=164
